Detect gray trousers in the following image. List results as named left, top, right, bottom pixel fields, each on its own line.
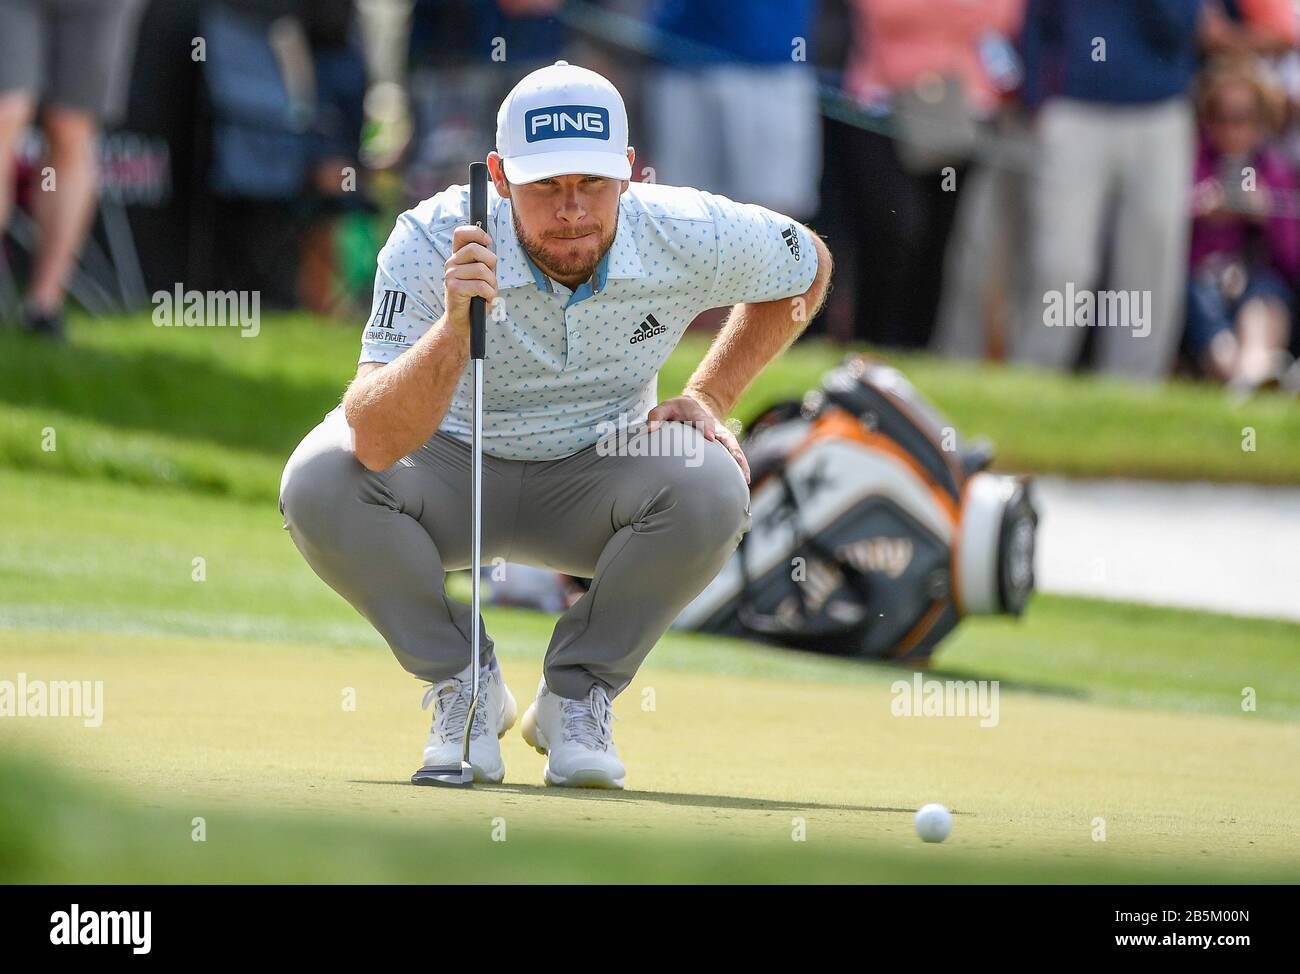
left=279, top=407, right=752, bottom=700
left=646, top=64, right=821, bottom=219
left=1013, top=96, right=1194, bottom=378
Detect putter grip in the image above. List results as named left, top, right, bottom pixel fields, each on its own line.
left=469, top=161, right=488, bottom=360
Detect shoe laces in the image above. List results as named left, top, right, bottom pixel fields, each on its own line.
left=422, top=667, right=491, bottom=741
left=559, top=686, right=616, bottom=750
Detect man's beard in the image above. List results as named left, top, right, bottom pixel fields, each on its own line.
left=512, top=209, right=617, bottom=283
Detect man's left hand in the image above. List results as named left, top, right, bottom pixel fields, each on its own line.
left=646, top=395, right=750, bottom=484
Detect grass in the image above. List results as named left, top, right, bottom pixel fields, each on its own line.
left=2, top=309, right=1298, bottom=883
left=3, top=628, right=1297, bottom=883
left=664, top=337, right=1300, bottom=484
left=0, top=314, right=349, bottom=502
left=8, top=751, right=1085, bottom=885
left=2, top=315, right=1298, bottom=506
left=2, top=467, right=1297, bottom=722
left=2, top=469, right=1297, bottom=881
left=0, top=469, right=1296, bottom=882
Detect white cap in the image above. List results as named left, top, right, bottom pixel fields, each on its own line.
left=496, top=60, right=631, bottom=184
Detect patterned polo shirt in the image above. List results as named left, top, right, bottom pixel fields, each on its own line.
left=358, top=180, right=818, bottom=461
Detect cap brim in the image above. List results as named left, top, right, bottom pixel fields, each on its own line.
left=503, top=150, right=632, bottom=184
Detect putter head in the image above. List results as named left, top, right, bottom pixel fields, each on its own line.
left=411, top=761, right=474, bottom=788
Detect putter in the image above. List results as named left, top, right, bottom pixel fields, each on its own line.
left=412, top=161, right=490, bottom=789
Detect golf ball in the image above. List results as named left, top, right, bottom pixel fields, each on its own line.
left=915, top=803, right=952, bottom=843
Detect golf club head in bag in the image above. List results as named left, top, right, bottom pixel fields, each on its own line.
left=412, top=160, right=489, bottom=788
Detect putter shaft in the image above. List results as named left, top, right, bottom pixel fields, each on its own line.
left=413, top=161, right=487, bottom=790
left=463, top=359, right=483, bottom=765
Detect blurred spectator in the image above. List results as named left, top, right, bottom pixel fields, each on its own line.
left=1247, top=3, right=1300, bottom=174
left=928, top=110, right=1033, bottom=361
left=643, top=0, right=821, bottom=219
left=201, top=0, right=367, bottom=308
left=0, top=0, right=145, bottom=339
left=1013, top=0, right=1201, bottom=379
left=404, top=0, right=568, bottom=202
left=563, top=2, right=656, bottom=196
left=406, top=0, right=568, bottom=74
left=482, top=563, right=585, bottom=612
left=1201, top=0, right=1300, bottom=55
left=1186, top=56, right=1298, bottom=389
left=814, top=0, right=1024, bottom=348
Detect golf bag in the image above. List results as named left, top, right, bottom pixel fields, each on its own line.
left=674, top=356, right=1038, bottom=663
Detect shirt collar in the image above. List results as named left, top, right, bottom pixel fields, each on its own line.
left=603, top=201, right=645, bottom=288
left=494, top=196, right=645, bottom=295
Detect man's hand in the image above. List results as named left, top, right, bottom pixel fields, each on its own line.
left=445, top=224, right=497, bottom=336
left=647, top=394, right=751, bottom=484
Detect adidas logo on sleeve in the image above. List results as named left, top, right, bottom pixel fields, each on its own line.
left=781, top=225, right=802, bottom=261
left=628, top=312, right=667, bottom=344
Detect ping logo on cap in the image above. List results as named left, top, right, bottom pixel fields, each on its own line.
left=525, top=105, right=610, bottom=142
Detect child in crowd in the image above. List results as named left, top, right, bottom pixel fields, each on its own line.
left=1187, top=57, right=1300, bottom=389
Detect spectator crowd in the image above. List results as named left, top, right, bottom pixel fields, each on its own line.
left=6, top=0, right=1300, bottom=392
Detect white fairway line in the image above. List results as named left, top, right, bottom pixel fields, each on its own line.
left=1032, top=477, right=1300, bottom=622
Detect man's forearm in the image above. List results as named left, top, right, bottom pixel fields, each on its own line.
left=343, top=316, right=468, bottom=471
left=684, top=234, right=832, bottom=417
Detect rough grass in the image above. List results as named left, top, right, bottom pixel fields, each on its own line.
left=3, top=316, right=1297, bottom=505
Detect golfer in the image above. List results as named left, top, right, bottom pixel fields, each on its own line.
left=280, top=61, right=831, bottom=788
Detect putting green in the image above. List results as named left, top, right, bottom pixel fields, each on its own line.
left=3, top=627, right=1297, bottom=883
left=3, top=309, right=1299, bottom=882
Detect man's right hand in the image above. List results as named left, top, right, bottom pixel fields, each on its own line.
left=444, top=224, right=497, bottom=336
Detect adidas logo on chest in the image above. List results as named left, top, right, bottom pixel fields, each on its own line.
left=628, top=312, right=667, bottom=345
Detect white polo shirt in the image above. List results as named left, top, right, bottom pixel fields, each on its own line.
left=358, top=181, right=818, bottom=461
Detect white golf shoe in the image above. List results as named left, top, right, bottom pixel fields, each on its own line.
left=520, top=678, right=625, bottom=789
left=421, top=657, right=517, bottom=784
